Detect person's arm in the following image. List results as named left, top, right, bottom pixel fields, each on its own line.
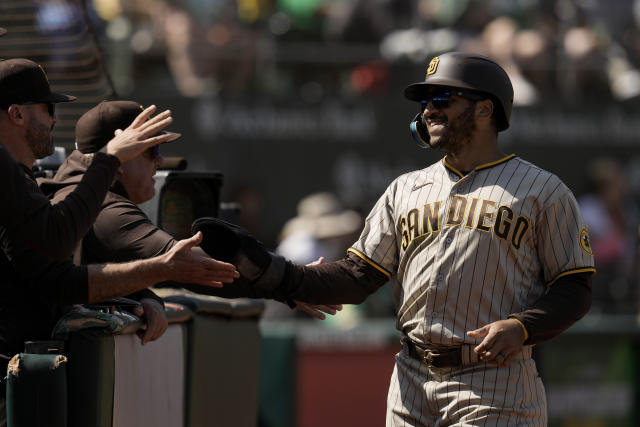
left=5, top=105, right=177, bottom=259
left=507, top=272, right=592, bottom=344
left=26, top=151, right=120, bottom=256
left=467, top=272, right=592, bottom=366
left=275, top=252, right=389, bottom=304
left=172, top=250, right=387, bottom=308
left=87, top=232, right=238, bottom=303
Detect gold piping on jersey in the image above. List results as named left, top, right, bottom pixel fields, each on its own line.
left=508, top=316, right=530, bottom=341
left=546, top=267, right=597, bottom=287
left=579, top=228, right=593, bottom=256
left=443, top=153, right=517, bottom=178
left=442, top=158, right=465, bottom=178
left=347, top=248, right=392, bottom=280
left=475, top=153, right=516, bottom=170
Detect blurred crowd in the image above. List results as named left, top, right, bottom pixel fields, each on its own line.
left=86, top=0, right=640, bottom=106
left=87, top=0, right=640, bottom=319
left=579, top=157, right=640, bottom=315
left=5, top=0, right=640, bottom=321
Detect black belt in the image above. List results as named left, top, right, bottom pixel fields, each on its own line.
left=402, top=338, right=462, bottom=368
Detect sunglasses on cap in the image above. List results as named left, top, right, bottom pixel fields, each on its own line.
left=420, top=90, right=485, bottom=111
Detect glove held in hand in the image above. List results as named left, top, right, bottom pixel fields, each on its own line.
left=192, top=217, right=286, bottom=290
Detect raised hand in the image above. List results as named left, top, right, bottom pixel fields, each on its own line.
left=102, top=105, right=180, bottom=163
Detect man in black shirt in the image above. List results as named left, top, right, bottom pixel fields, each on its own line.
left=0, top=59, right=239, bottom=409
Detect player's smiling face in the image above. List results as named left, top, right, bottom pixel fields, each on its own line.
left=421, top=88, right=477, bottom=154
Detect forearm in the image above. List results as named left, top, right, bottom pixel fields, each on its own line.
left=277, top=252, right=389, bottom=304
left=508, top=272, right=592, bottom=345
left=87, top=255, right=169, bottom=303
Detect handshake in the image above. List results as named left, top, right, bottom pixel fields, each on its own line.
left=192, top=217, right=287, bottom=292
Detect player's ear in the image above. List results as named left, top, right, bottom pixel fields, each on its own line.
left=6, top=104, right=25, bottom=124
left=475, top=99, right=494, bottom=120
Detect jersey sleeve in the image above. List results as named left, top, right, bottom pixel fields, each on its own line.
left=535, top=184, right=596, bottom=285
left=349, top=184, right=399, bottom=279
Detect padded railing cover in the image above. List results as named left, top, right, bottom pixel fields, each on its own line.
left=6, top=353, right=68, bottom=427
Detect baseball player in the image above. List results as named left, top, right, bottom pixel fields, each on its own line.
left=196, top=52, right=595, bottom=426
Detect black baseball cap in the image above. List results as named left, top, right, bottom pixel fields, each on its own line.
left=75, top=100, right=180, bottom=153
left=0, top=58, right=76, bottom=109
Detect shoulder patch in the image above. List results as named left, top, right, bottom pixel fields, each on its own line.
left=579, top=228, right=593, bottom=256
left=426, top=56, right=439, bottom=76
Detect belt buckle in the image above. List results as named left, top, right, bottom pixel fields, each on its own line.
left=423, top=351, right=440, bottom=368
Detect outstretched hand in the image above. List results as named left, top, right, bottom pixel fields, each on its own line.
left=294, top=301, right=343, bottom=320
left=467, top=319, right=526, bottom=366
left=102, top=105, right=181, bottom=163
left=163, top=232, right=239, bottom=287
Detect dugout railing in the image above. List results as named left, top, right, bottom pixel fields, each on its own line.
left=6, top=292, right=264, bottom=427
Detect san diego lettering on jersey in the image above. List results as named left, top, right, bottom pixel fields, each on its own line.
left=399, top=194, right=530, bottom=251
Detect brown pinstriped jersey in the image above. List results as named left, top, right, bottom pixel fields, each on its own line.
left=349, top=154, right=595, bottom=347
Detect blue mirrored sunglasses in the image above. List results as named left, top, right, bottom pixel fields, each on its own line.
left=420, top=90, right=485, bottom=110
